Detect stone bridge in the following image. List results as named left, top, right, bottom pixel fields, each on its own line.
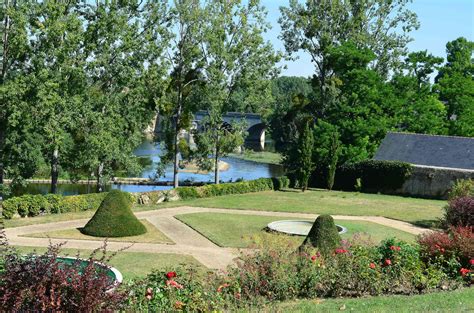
left=151, top=111, right=266, bottom=149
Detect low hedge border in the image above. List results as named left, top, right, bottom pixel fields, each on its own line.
left=1, top=177, right=290, bottom=219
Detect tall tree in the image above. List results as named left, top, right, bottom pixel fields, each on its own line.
left=191, top=0, right=280, bottom=184
left=158, top=0, right=204, bottom=188
left=70, top=0, right=170, bottom=192
left=435, top=37, right=474, bottom=137
left=0, top=0, right=33, bottom=189
left=390, top=50, right=447, bottom=134
left=26, top=1, right=85, bottom=193
left=279, top=0, right=418, bottom=114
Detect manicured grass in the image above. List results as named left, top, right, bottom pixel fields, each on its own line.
left=229, top=151, right=282, bottom=165
left=12, top=246, right=203, bottom=280
left=276, top=288, right=474, bottom=312
left=175, top=213, right=415, bottom=248
left=22, top=219, right=174, bottom=244
left=4, top=189, right=445, bottom=228
left=163, top=189, right=445, bottom=226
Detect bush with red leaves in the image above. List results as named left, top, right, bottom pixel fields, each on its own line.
left=444, top=196, right=474, bottom=228
left=418, top=226, right=474, bottom=277
left=0, top=233, right=125, bottom=311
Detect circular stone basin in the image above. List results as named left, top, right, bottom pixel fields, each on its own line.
left=267, top=220, right=347, bottom=236
left=25, top=255, right=123, bottom=290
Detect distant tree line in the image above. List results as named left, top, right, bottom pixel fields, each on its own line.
left=0, top=0, right=280, bottom=194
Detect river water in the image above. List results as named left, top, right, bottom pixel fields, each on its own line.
left=16, top=138, right=284, bottom=196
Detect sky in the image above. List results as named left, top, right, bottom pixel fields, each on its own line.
left=260, top=0, right=474, bottom=77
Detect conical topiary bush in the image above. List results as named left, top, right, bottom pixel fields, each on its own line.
left=81, top=190, right=146, bottom=237
left=300, top=214, right=341, bottom=256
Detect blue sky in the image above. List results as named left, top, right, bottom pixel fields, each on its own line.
left=261, top=0, right=474, bottom=77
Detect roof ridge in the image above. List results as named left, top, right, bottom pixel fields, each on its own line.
left=387, top=131, right=474, bottom=140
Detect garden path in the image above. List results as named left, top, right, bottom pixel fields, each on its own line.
left=5, top=206, right=430, bottom=270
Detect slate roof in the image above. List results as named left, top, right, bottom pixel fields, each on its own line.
left=374, top=132, right=474, bottom=170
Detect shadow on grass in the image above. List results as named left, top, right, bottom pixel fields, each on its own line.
left=412, top=219, right=441, bottom=229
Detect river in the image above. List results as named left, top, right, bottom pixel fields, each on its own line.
left=15, top=138, right=284, bottom=196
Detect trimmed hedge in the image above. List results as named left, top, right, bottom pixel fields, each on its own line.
left=81, top=190, right=146, bottom=237
left=335, top=160, right=412, bottom=192
left=176, top=177, right=279, bottom=200
left=2, top=192, right=108, bottom=219
left=301, top=214, right=341, bottom=256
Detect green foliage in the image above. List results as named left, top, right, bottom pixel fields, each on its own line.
left=448, top=179, right=474, bottom=200
left=81, top=190, right=146, bottom=237
left=301, top=215, right=341, bottom=256
left=176, top=178, right=275, bottom=201
left=271, top=176, right=290, bottom=191
left=337, top=160, right=413, bottom=192
left=2, top=192, right=108, bottom=219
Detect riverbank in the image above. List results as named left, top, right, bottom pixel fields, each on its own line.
left=229, top=151, right=282, bottom=165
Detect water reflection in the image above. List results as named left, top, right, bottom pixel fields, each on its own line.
left=17, top=138, right=284, bottom=196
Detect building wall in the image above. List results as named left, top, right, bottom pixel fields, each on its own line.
left=396, top=165, right=474, bottom=199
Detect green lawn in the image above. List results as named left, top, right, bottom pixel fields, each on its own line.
left=12, top=246, right=203, bottom=280
left=4, top=189, right=445, bottom=229
left=162, top=189, right=445, bottom=226
left=175, top=212, right=415, bottom=248
left=229, top=151, right=282, bottom=165
left=22, top=219, right=174, bottom=244
left=276, top=288, right=474, bottom=313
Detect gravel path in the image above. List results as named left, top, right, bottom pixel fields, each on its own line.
left=5, top=206, right=430, bottom=269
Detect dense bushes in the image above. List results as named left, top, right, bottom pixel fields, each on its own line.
left=2, top=192, right=108, bottom=219
left=336, top=160, right=412, bottom=192
left=176, top=177, right=279, bottom=200
left=444, top=196, right=474, bottom=227
left=448, top=179, right=474, bottom=200
left=81, top=190, right=146, bottom=237
left=0, top=242, right=125, bottom=311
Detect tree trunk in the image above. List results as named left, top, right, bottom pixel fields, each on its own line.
left=0, top=127, right=4, bottom=185
left=96, top=162, right=105, bottom=193
left=214, top=133, right=219, bottom=184
left=50, top=148, right=59, bottom=194
left=173, top=89, right=183, bottom=189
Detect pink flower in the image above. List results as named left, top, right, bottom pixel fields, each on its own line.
left=145, top=287, right=153, bottom=300
left=384, top=259, right=392, bottom=266
left=460, top=268, right=471, bottom=277
left=166, top=279, right=184, bottom=289
left=335, top=248, right=348, bottom=254
left=369, top=263, right=376, bottom=269
left=174, top=301, right=184, bottom=309
left=470, top=259, right=474, bottom=266
left=217, top=283, right=230, bottom=293
left=390, top=245, right=401, bottom=251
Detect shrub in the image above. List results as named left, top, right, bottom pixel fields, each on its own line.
left=2, top=192, right=108, bottom=219
left=448, top=179, right=474, bottom=200
left=0, top=241, right=125, bottom=311
left=124, top=267, right=230, bottom=312
left=272, top=176, right=290, bottom=191
left=444, top=196, right=474, bottom=227
left=81, top=190, right=146, bottom=237
left=176, top=187, right=201, bottom=200
left=335, top=160, right=412, bottom=192
left=418, top=226, right=474, bottom=277
left=301, top=215, right=341, bottom=256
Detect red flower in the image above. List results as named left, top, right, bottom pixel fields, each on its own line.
left=166, top=279, right=184, bottom=289
left=369, top=263, right=376, bottom=269
left=145, top=287, right=153, bottom=300
left=335, top=248, right=348, bottom=254
left=217, top=283, right=230, bottom=293
left=470, top=259, right=474, bottom=266
left=390, top=245, right=401, bottom=251
left=166, top=271, right=177, bottom=279
left=460, top=268, right=471, bottom=277
left=311, top=255, right=317, bottom=262
left=384, top=259, right=392, bottom=266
